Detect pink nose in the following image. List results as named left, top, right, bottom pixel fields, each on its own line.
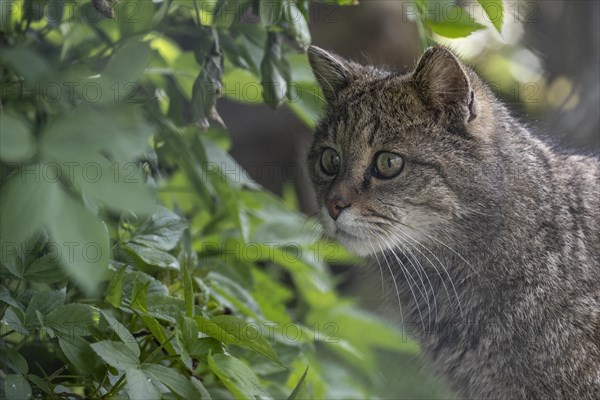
left=326, top=194, right=351, bottom=220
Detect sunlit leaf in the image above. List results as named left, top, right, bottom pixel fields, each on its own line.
left=478, top=0, right=504, bottom=33
left=287, top=366, right=309, bottom=400
left=196, top=314, right=283, bottom=366
left=422, top=1, right=485, bottom=38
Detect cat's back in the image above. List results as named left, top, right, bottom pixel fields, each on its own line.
left=551, top=153, right=600, bottom=264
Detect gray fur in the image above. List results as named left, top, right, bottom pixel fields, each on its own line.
left=307, top=45, right=600, bottom=399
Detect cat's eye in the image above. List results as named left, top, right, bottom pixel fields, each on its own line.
left=320, top=148, right=340, bottom=176
left=374, top=152, right=404, bottom=179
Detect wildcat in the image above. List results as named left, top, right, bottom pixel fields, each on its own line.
left=306, top=45, right=600, bottom=399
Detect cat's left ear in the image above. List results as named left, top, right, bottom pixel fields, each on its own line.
left=413, top=46, right=476, bottom=123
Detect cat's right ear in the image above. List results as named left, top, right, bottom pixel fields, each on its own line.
left=412, top=46, right=476, bottom=123
left=307, top=46, right=354, bottom=102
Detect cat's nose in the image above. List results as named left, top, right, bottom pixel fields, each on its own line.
left=326, top=194, right=351, bottom=220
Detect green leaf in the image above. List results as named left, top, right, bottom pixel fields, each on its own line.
left=176, top=314, right=199, bottom=360
left=118, top=270, right=169, bottom=309
left=22, top=253, right=65, bottom=284
left=423, top=2, right=485, bottom=38
left=46, top=192, right=110, bottom=295
left=126, top=368, right=160, bottom=400
left=156, top=121, right=215, bottom=206
left=202, top=136, right=260, bottom=190
left=26, top=374, right=51, bottom=395
left=261, top=33, right=287, bottom=108
left=0, top=344, right=29, bottom=375
left=284, top=1, right=311, bottom=49
left=478, top=0, right=504, bottom=33
left=106, top=267, right=127, bottom=308
left=208, top=272, right=262, bottom=317
left=259, top=0, right=284, bottom=27
left=99, top=310, right=140, bottom=358
left=145, top=293, right=186, bottom=323
left=139, top=314, right=179, bottom=358
left=207, top=352, right=269, bottom=400
left=104, top=39, right=153, bottom=85
left=0, top=174, right=62, bottom=247
left=182, top=261, right=194, bottom=317
left=2, top=307, right=29, bottom=335
left=190, top=338, right=224, bottom=359
left=287, top=366, right=309, bottom=400
left=142, top=363, right=209, bottom=399
left=90, top=340, right=140, bottom=370
left=195, top=315, right=283, bottom=366
left=0, top=112, right=35, bottom=162
left=131, top=278, right=150, bottom=312
left=40, top=106, right=152, bottom=164
left=45, top=303, right=100, bottom=337
left=0, top=47, right=48, bottom=82
left=129, top=207, right=188, bottom=251
left=124, top=242, right=180, bottom=270
left=0, top=285, right=24, bottom=310
left=3, top=374, right=32, bottom=400
left=24, top=289, right=65, bottom=328
left=222, top=67, right=262, bottom=104
left=58, top=335, right=102, bottom=375
left=213, top=0, right=237, bottom=28
left=67, top=157, right=156, bottom=215
left=118, top=1, right=155, bottom=36
left=1, top=227, right=64, bottom=284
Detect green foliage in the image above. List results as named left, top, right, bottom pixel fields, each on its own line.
left=411, top=0, right=504, bottom=48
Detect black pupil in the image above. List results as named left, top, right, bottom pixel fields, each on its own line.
left=385, top=156, right=392, bottom=168
left=376, top=153, right=402, bottom=177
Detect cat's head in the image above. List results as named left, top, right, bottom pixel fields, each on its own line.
left=307, top=45, right=498, bottom=256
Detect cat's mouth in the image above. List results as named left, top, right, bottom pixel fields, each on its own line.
left=335, top=227, right=362, bottom=240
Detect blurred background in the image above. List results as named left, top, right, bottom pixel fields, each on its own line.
left=220, top=0, right=599, bottom=397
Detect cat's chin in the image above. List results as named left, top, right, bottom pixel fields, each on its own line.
left=335, top=232, right=380, bottom=257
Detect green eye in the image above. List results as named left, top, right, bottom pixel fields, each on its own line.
left=374, top=152, right=404, bottom=179
left=320, top=148, right=340, bottom=176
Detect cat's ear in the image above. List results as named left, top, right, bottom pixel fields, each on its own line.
left=307, top=46, right=355, bottom=102
left=413, top=46, right=476, bottom=122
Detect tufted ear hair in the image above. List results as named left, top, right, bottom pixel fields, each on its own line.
left=307, top=45, right=357, bottom=102
left=413, top=46, right=476, bottom=123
